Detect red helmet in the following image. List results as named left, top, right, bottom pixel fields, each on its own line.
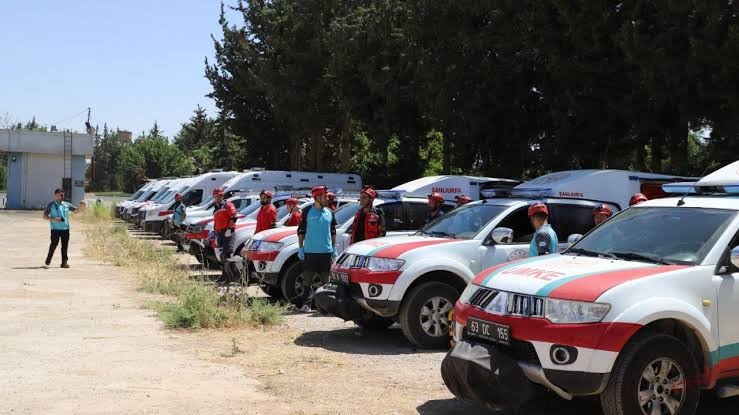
left=260, top=189, right=274, bottom=198
left=361, top=187, right=377, bottom=199
left=427, top=192, right=444, bottom=204
left=327, top=192, right=336, bottom=201
left=455, top=195, right=472, bottom=205
left=175, top=193, right=183, bottom=201
left=629, top=193, right=648, bottom=206
left=212, top=188, right=225, bottom=197
left=311, top=185, right=327, bottom=197
left=286, top=198, right=299, bottom=206
left=592, top=204, right=613, bottom=217
left=528, top=202, right=549, bottom=218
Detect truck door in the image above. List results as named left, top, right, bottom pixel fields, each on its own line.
left=547, top=203, right=600, bottom=252
left=479, top=206, right=533, bottom=269
left=716, top=231, right=739, bottom=379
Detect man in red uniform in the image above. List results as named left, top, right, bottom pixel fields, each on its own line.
left=351, top=187, right=386, bottom=244
left=255, top=190, right=278, bottom=234
left=212, top=188, right=238, bottom=284
left=592, top=204, right=613, bottom=226
left=629, top=193, right=648, bottom=206
left=455, top=195, right=472, bottom=207
left=327, top=192, right=337, bottom=211
left=426, top=192, right=445, bottom=224
left=285, top=198, right=302, bottom=226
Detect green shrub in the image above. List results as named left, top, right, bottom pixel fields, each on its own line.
left=247, top=298, right=287, bottom=327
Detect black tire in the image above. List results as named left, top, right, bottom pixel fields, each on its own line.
left=353, top=310, right=394, bottom=331
left=398, top=282, right=459, bottom=349
left=260, top=283, right=284, bottom=300
left=280, top=261, right=307, bottom=305
left=600, top=333, right=699, bottom=415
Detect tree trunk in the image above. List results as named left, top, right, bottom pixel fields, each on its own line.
left=289, top=137, right=301, bottom=170
left=650, top=135, right=663, bottom=173
left=668, top=123, right=688, bottom=174
left=338, top=113, right=352, bottom=173
left=311, top=130, right=323, bottom=171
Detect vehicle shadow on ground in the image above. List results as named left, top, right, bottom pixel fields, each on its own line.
left=416, top=399, right=497, bottom=415
left=293, top=326, right=435, bottom=356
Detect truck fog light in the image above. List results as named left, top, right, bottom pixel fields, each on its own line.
left=550, top=345, right=578, bottom=365
left=258, top=261, right=267, bottom=271
left=368, top=284, right=382, bottom=297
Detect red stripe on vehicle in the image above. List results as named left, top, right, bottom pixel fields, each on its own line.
left=454, top=303, right=641, bottom=352
left=472, top=262, right=516, bottom=285
left=246, top=251, right=278, bottom=262
left=372, top=239, right=456, bottom=259
left=548, top=265, right=688, bottom=302
left=266, top=229, right=296, bottom=242
left=349, top=269, right=402, bottom=284
left=235, top=223, right=256, bottom=230
left=186, top=230, right=209, bottom=240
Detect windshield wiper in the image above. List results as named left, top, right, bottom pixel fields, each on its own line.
left=610, top=252, right=671, bottom=265
left=416, top=230, right=431, bottom=237
left=429, top=231, right=457, bottom=239
left=568, top=248, right=617, bottom=260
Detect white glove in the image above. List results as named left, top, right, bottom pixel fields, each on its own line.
left=225, top=229, right=232, bottom=237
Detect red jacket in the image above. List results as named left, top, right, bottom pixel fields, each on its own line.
left=255, top=204, right=278, bottom=234
left=285, top=210, right=302, bottom=226
left=213, top=201, right=237, bottom=232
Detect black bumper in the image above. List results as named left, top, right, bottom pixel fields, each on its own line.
left=441, top=340, right=534, bottom=411
left=314, top=283, right=365, bottom=321
left=253, top=271, right=280, bottom=287
left=149, top=221, right=163, bottom=234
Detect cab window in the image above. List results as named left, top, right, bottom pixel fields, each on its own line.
left=404, top=202, right=430, bottom=231
left=548, top=204, right=596, bottom=240
left=379, top=202, right=406, bottom=231
left=495, top=207, right=533, bottom=243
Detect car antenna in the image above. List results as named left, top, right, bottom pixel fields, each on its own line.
left=677, top=166, right=711, bottom=207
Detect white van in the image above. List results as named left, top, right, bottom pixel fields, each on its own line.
left=136, top=177, right=196, bottom=228
left=116, top=180, right=157, bottom=218
left=223, top=169, right=363, bottom=194
left=391, top=175, right=520, bottom=201
left=122, top=178, right=176, bottom=221
left=142, top=171, right=240, bottom=233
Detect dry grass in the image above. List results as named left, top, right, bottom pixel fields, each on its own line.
left=80, top=208, right=286, bottom=330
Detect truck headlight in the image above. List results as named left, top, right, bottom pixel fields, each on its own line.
left=458, top=283, right=478, bottom=304
left=366, top=257, right=405, bottom=272
left=545, top=298, right=610, bottom=324
left=258, top=241, right=283, bottom=252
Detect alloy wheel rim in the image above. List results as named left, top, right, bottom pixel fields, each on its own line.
left=419, top=296, right=453, bottom=337
left=638, top=357, right=686, bottom=415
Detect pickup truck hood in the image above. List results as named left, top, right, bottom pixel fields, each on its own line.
left=345, top=235, right=458, bottom=259
left=474, top=255, right=688, bottom=302
left=252, top=227, right=299, bottom=243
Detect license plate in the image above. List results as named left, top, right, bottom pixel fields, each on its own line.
left=466, top=318, right=510, bottom=346
left=330, top=271, right=350, bottom=284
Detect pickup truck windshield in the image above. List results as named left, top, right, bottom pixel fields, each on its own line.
left=334, top=202, right=360, bottom=225
left=569, top=207, right=736, bottom=265
left=419, top=204, right=508, bottom=240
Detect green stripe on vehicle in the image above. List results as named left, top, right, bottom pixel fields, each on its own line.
left=480, top=255, right=552, bottom=286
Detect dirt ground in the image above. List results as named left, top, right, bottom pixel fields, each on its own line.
left=2, top=210, right=738, bottom=414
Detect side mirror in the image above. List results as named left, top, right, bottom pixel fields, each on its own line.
left=491, top=227, right=513, bottom=244
left=731, top=246, right=739, bottom=269
left=567, top=234, right=583, bottom=244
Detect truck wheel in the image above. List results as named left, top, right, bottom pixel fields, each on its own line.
left=281, top=261, right=307, bottom=305
left=260, top=283, right=284, bottom=301
left=600, top=333, right=699, bottom=415
left=399, top=282, right=458, bottom=349
left=353, top=311, right=394, bottom=331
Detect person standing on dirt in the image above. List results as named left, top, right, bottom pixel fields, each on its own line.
left=297, top=185, right=337, bottom=311
left=43, top=188, right=85, bottom=268
left=212, top=188, right=238, bottom=284
left=284, top=198, right=302, bottom=226
left=172, top=193, right=187, bottom=252
left=255, top=190, right=278, bottom=234
left=351, top=187, right=385, bottom=244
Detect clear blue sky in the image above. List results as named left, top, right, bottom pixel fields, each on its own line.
left=0, top=1, right=241, bottom=138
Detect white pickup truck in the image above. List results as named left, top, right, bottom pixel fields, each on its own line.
left=442, top=161, right=739, bottom=415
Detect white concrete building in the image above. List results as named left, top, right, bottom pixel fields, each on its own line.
left=1, top=129, right=94, bottom=209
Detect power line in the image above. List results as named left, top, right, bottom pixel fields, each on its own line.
left=50, top=107, right=89, bottom=126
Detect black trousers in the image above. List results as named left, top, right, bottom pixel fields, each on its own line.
left=47, top=230, right=70, bottom=263
left=216, top=230, right=237, bottom=282
left=302, top=253, right=332, bottom=298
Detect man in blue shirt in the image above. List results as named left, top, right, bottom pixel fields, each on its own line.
left=43, top=189, right=85, bottom=268
left=297, top=185, right=337, bottom=311
left=172, top=193, right=187, bottom=252
left=527, top=202, right=558, bottom=257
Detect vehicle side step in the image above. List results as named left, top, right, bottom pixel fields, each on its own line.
left=717, top=385, right=739, bottom=398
